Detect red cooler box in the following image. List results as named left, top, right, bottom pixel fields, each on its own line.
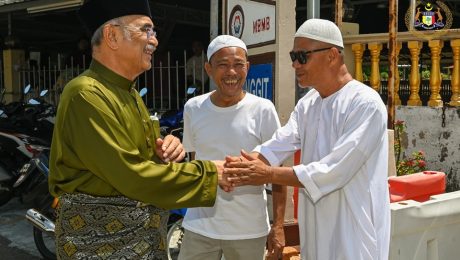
left=388, top=171, right=446, bottom=203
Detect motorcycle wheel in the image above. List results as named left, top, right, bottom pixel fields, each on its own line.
left=33, top=190, right=56, bottom=260
left=33, top=226, right=56, bottom=260
left=167, top=218, right=184, bottom=260
left=0, top=181, right=12, bottom=206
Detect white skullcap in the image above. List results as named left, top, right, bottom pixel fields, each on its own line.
left=207, top=35, right=247, bottom=61
left=294, top=19, right=344, bottom=48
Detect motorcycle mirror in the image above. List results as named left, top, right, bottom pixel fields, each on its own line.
left=28, top=99, right=40, bottom=105
left=139, top=88, right=148, bottom=97
left=40, top=89, right=49, bottom=97
left=24, top=84, right=31, bottom=94
left=187, top=87, right=196, bottom=95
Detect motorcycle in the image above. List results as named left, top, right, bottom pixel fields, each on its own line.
left=0, top=131, right=49, bottom=206
left=1, top=84, right=55, bottom=141
left=2, top=90, right=55, bottom=143
left=24, top=150, right=56, bottom=260
left=27, top=200, right=56, bottom=260
left=0, top=84, right=31, bottom=119
left=0, top=85, right=56, bottom=206
left=167, top=208, right=187, bottom=260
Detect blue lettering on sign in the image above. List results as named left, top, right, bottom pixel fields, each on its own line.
left=245, top=63, right=273, bottom=101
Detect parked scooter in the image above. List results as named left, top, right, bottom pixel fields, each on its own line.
left=23, top=90, right=56, bottom=141
left=0, top=85, right=31, bottom=119
left=167, top=208, right=187, bottom=260
left=4, top=91, right=55, bottom=143
left=0, top=131, right=49, bottom=206
left=1, top=84, right=55, bottom=142
left=24, top=150, right=56, bottom=260
left=0, top=85, right=58, bottom=206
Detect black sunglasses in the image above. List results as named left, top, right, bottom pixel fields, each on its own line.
left=289, top=47, right=334, bottom=64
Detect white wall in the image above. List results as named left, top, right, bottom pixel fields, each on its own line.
left=396, top=106, right=460, bottom=192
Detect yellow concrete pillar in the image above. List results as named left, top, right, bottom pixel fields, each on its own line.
left=351, top=43, right=365, bottom=82
left=2, top=49, right=25, bottom=103
left=428, top=39, right=444, bottom=107
left=407, top=41, right=422, bottom=106
left=450, top=39, right=460, bottom=106
left=368, top=43, right=383, bottom=92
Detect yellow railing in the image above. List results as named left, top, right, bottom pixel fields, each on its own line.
left=344, top=29, right=460, bottom=107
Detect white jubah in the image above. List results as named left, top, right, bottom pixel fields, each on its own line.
left=255, top=80, right=391, bottom=260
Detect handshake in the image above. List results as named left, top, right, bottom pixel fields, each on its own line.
left=213, top=150, right=274, bottom=192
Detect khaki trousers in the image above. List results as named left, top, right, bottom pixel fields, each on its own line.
left=178, top=229, right=267, bottom=260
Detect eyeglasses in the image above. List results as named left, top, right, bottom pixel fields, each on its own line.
left=113, top=24, right=157, bottom=39
left=289, top=47, right=333, bottom=64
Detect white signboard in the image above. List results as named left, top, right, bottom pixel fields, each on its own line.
left=227, top=0, right=276, bottom=47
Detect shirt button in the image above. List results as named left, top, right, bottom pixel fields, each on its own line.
left=143, top=119, right=147, bottom=123
left=146, top=137, right=150, bottom=142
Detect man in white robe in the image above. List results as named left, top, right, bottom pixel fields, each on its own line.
left=224, top=18, right=391, bottom=260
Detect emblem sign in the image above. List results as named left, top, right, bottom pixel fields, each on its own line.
left=229, top=5, right=245, bottom=39
left=405, top=0, right=452, bottom=39
left=415, top=1, right=445, bottom=30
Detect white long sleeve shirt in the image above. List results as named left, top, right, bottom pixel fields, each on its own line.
left=255, top=80, right=391, bottom=260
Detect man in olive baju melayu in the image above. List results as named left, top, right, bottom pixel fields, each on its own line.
left=49, top=0, right=231, bottom=259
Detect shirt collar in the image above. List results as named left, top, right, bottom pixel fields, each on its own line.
left=89, top=59, right=137, bottom=91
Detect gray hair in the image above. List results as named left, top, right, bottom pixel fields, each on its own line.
left=90, top=17, right=131, bottom=47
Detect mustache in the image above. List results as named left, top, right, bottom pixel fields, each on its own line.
left=145, top=44, right=156, bottom=53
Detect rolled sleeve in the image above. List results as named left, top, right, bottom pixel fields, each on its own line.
left=253, top=145, right=282, bottom=167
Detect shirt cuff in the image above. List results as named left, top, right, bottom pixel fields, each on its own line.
left=200, top=160, right=218, bottom=207
left=292, top=164, right=322, bottom=203
left=253, top=145, right=281, bottom=167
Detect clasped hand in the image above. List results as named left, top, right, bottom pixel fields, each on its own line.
left=222, top=150, right=273, bottom=189
left=155, top=137, right=271, bottom=191
left=155, top=135, right=186, bottom=163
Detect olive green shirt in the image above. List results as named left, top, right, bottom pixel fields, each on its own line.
left=49, top=60, right=217, bottom=209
